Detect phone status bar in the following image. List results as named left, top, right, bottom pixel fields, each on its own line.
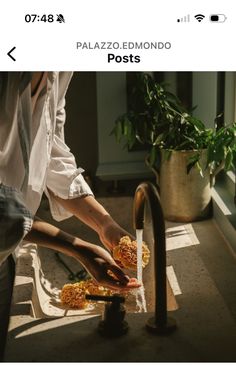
left=177, top=13, right=227, bottom=23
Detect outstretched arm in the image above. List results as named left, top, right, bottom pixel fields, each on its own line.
left=50, top=194, right=134, bottom=251
left=24, top=217, right=139, bottom=291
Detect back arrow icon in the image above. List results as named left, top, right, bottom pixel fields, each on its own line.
left=7, top=46, right=16, bottom=61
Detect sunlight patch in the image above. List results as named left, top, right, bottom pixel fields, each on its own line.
left=166, top=224, right=200, bottom=251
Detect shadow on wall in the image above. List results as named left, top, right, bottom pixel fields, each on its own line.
left=65, top=72, right=98, bottom=177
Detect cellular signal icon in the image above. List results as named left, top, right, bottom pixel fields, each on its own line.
left=177, top=14, right=190, bottom=22
left=56, top=14, right=65, bottom=23
left=194, top=14, right=205, bottom=22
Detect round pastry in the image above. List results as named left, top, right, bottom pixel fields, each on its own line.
left=60, top=279, right=111, bottom=309
left=113, top=235, right=150, bottom=270
left=60, top=282, right=88, bottom=309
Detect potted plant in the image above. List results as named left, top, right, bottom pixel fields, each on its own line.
left=111, top=73, right=236, bottom=222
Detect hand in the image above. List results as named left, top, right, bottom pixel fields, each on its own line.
left=52, top=196, right=134, bottom=253
left=26, top=218, right=139, bottom=292
left=74, top=240, right=140, bottom=291
left=99, top=216, right=135, bottom=252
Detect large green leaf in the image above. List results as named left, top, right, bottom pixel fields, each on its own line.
left=225, top=148, right=233, bottom=171
left=111, top=72, right=236, bottom=175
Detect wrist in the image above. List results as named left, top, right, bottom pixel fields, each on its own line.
left=99, top=217, right=125, bottom=251
left=72, top=237, right=91, bottom=255
left=98, top=214, right=116, bottom=235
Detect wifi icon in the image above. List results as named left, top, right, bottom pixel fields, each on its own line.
left=195, top=14, right=205, bottom=22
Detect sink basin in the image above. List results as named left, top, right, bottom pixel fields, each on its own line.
left=12, top=236, right=179, bottom=319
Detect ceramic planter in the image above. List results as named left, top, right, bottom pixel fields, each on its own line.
left=158, top=149, right=212, bottom=222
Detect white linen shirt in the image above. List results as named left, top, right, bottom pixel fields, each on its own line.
left=0, top=72, right=93, bottom=221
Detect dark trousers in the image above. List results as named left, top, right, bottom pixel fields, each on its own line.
left=0, top=255, right=15, bottom=361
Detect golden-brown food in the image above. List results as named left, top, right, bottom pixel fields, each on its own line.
left=113, top=235, right=150, bottom=270
left=60, top=282, right=88, bottom=309
left=60, top=279, right=111, bottom=309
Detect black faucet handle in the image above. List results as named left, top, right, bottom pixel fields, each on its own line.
left=85, top=293, right=125, bottom=304
left=85, top=293, right=128, bottom=337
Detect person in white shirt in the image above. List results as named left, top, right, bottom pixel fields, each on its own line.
left=0, top=72, right=139, bottom=358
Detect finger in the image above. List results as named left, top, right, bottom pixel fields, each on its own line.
left=128, top=277, right=139, bottom=283
left=126, top=278, right=141, bottom=288
left=100, top=275, right=129, bottom=291
left=100, top=272, right=141, bottom=291
left=113, top=259, right=124, bottom=268
left=106, top=264, right=130, bottom=285
left=106, top=266, right=141, bottom=290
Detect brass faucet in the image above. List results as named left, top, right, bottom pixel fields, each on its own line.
left=133, top=181, right=177, bottom=335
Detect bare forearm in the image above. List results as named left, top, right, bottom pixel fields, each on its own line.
left=52, top=194, right=115, bottom=236
left=23, top=217, right=137, bottom=290
left=49, top=193, right=132, bottom=251
left=24, top=217, right=86, bottom=259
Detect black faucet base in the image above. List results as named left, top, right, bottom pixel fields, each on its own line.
left=98, top=320, right=129, bottom=337
left=146, top=316, right=177, bottom=335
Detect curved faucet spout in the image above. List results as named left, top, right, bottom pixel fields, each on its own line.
left=133, top=181, right=177, bottom=335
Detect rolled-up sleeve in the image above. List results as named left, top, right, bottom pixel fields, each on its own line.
left=45, top=73, right=93, bottom=221
left=46, top=135, right=94, bottom=221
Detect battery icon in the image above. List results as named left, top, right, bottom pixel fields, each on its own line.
left=210, top=14, right=227, bottom=22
